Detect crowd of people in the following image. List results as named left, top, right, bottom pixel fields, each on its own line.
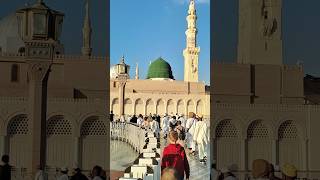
left=0, top=154, right=108, bottom=180
left=212, top=159, right=298, bottom=180
left=162, top=112, right=209, bottom=163
left=110, top=111, right=209, bottom=180
left=160, top=112, right=209, bottom=180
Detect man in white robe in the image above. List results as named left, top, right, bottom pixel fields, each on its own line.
left=193, top=115, right=209, bottom=162
left=150, top=116, right=160, bottom=138
left=178, top=114, right=186, bottom=128
left=185, top=112, right=197, bottom=154
left=162, top=114, right=170, bottom=138
left=137, top=114, right=144, bottom=127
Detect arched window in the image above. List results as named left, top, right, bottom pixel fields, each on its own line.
left=11, top=64, right=19, bottom=82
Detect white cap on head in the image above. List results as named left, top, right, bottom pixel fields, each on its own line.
left=221, top=167, right=230, bottom=173
left=61, top=166, right=68, bottom=172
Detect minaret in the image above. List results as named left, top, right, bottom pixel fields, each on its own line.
left=183, top=0, right=200, bottom=82
left=135, top=63, right=139, bottom=80
left=237, top=0, right=282, bottom=65
left=82, top=0, right=92, bottom=56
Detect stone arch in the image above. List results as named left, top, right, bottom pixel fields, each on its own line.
left=215, top=119, right=239, bottom=138
left=80, top=115, right=107, bottom=170
left=196, top=99, right=204, bottom=115
left=46, top=111, right=77, bottom=135
left=111, top=98, right=119, bottom=115
left=124, top=98, right=133, bottom=115
left=247, top=119, right=273, bottom=169
left=156, top=99, right=165, bottom=116
left=177, top=99, right=184, bottom=115
left=278, top=120, right=303, bottom=169
left=214, top=119, right=241, bottom=169
left=145, top=99, right=155, bottom=115
left=186, top=99, right=195, bottom=115
left=167, top=99, right=175, bottom=115
left=7, top=114, right=30, bottom=168
left=276, top=118, right=305, bottom=140
left=212, top=115, right=244, bottom=139
left=46, top=115, right=74, bottom=168
left=7, top=114, right=28, bottom=136
left=247, top=120, right=271, bottom=139
left=135, top=98, right=144, bottom=116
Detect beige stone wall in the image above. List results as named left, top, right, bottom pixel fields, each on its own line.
left=212, top=103, right=320, bottom=177
left=0, top=54, right=108, bottom=99
left=110, top=79, right=210, bottom=118
left=0, top=97, right=108, bottom=170
left=212, top=63, right=304, bottom=104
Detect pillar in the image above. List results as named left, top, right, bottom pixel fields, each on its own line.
left=240, top=138, right=247, bottom=170
left=271, top=139, right=278, bottom=166
left=0, top=135, right=6, bottom=157
left=302, top=139, right=308, bottom=171
left=27, top=61, right=51, bottom=175
left=118, top=82, right=125, bottom=116
left=117, top=74, right=127, bottom=116
left=74, top=136, right=80, bottom=168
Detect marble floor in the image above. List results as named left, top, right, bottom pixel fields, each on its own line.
left=110, top=140, right=139, bottom=171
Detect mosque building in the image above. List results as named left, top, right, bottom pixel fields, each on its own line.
left=110, top=0, right=210, bottom=119
left=0, top=0, right=108, bottom=178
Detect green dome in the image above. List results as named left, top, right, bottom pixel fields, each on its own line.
left=147, top=57, right=174, bottom=79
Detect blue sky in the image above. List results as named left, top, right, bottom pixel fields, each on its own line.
left=111, top=0, right=210, bottom=84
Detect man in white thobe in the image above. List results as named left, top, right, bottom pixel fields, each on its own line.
left=162, top=114, right=170, bottom=138
left=178, top=114, right=186, bottom=128
left=185, top=112, right=197, bottom=153
left=193, top=115, right=209, bottom=162
left=137, top=114, right=143, bottom=127
left=150, top=117, right=160, bottom=138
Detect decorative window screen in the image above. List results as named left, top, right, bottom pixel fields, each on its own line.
left=8, top=114, right=28, bottom=135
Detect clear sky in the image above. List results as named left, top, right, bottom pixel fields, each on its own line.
left=111, top=0, right=210, bottom=84
left=0, top=0, right=108, bottom=56
left=212, top=0, right=320, bottom=76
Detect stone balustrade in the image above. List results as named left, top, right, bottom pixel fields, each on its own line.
left=111, top=122, right=161, bottom=180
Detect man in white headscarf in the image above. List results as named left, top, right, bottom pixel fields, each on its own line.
left=150, top=116, right=160, bottom=138
left=193, top=115, right=209, bottom=162
left=185, top=112, right=197, bottom=154
left=162, top=113, right=170, bottom=139
left=178, top=114, right=186, bottom=128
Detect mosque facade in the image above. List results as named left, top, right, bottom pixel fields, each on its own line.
left=211, top=0, right=320, bottom=178
left=110, top=0, right=210, bottom=119
left=0, top=0, right=108, bottom=178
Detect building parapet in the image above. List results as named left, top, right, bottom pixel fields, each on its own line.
left=213, top=103, right=320, bottom=112
left=0, top=52, right=106, bottom=62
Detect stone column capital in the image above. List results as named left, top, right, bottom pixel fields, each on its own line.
left=27, top=61, right=51, bottom=83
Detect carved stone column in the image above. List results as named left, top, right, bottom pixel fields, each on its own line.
left=117, top=74, right=128, bottom=116
left=74, top=136, right=81, bottom=167
left=0, top=135, right=6, bottom=158
left=271, top=138, right=278, bottom=166
left=240, top=138, right=247, bottom=171
left=27, top=60, right=51, bottom=175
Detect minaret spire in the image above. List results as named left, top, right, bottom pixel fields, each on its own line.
left=135, top=63, right=139, bottom=80
left=82, top=0, right=92, bottom=56
left=183, top=0, right=200, bottom=82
